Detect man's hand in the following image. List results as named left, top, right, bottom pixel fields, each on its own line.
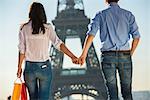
left=131, top=38, right=140, bottom=56
left=78, top=54, right=87, bottom=66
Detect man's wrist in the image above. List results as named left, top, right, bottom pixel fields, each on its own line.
left=82, top=51, right=87, bottom=57
left=130, top=50, right=134, bottom=55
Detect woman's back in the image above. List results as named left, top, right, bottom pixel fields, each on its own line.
left=19, top=21, right=60, bottom=62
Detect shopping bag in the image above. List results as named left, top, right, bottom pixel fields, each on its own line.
left=12, top=78, right=22, bottom=100
left=12, top=78, right=28, bottom=100
left=21, top=83, right=28, bottom=100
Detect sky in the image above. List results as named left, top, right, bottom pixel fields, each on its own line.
left=0, top=0, right=149, bottom=99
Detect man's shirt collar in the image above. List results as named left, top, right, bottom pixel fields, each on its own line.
left=109, top=2, right=119, bottom=7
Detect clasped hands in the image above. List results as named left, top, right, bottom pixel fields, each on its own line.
left=71, top=54, right=86, bottom=65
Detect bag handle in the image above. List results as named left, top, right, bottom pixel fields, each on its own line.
left=14, top=78, right=23, bottom=84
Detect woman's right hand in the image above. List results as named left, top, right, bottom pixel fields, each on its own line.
left=71, top=56, right=79, bottom=64
left=17, top=68, right=22, bottom=78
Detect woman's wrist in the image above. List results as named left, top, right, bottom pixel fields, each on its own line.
left=70, top=54, right=76, bottom=59
left=18, top=64, right=22, bottom=69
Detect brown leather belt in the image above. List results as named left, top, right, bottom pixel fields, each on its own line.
left=102, top=50, right=131, bottom=53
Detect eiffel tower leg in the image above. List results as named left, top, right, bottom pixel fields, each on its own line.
left=82, top=94, right=83, bottom=100
left=67, top=96, right=69, bottom=100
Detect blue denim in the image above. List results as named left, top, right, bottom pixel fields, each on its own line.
left=24, top=60, right=52, bottom=100
left=101, top=51, right=133, bottom=100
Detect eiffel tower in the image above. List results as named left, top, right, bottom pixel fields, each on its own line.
left=50, top=0, right=107, bottom=99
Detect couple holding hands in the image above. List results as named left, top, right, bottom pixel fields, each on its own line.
left=17, top=0, right=140, bottom=100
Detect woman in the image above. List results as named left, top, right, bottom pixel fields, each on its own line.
left=17, top=2, right=78, bottom=100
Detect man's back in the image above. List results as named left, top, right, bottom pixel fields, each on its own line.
left=87, top=2, right=140, bottom=51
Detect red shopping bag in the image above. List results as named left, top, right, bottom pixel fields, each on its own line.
left=21, top=83, right=28, bottom=100
left=12, top=78, right=28, bottom=100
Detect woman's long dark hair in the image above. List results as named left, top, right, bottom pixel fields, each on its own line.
left=29, top=2, right=47, bottom=34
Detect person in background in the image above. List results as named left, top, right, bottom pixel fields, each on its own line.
left=17, top=2, right=78, bottom=100
left=77, top=0, right=140, bottom=99
left=7, top=96, right=11, bottom=100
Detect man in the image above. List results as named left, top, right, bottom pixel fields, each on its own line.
left=77, top=0, right=140, bottom=100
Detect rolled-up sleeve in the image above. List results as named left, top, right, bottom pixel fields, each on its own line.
left=86, top=13, right=101, bottom=36
left=18, top=26, right=26, bottom=54
left=129, top=13, right=141, bottom=39
left=48, top=25, right=63, bottom=51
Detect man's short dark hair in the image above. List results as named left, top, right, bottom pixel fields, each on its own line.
left=107, top=0, right=119, bottom=4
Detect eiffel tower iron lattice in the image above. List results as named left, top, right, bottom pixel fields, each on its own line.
left=50, top=0, right=107, bottom=99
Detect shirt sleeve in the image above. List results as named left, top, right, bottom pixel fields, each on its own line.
left=129, top=12, right=141, bottom=39
left=48, top=24, right=63, bottom=51
left=86, top=13, right=101, bottom=36
left=18, top=25, right=26, bottom=54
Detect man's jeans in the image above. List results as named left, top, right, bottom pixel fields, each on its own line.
left=101, top=51, right=133, bottom=100
left=24, top=60, right=52, bottom=100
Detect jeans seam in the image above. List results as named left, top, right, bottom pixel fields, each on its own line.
left=121, top=63, right=124, bottom=80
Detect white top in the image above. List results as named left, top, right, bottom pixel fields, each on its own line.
left=18, top=21, right=63, bottom=62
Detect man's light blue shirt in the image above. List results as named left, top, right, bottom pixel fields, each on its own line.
left=86, top=2, right=140, bottom=51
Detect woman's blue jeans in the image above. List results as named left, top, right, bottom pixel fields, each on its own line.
left=101, top=51, right=133, bottom=100
left=24, top=60, right=52, bottom=100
